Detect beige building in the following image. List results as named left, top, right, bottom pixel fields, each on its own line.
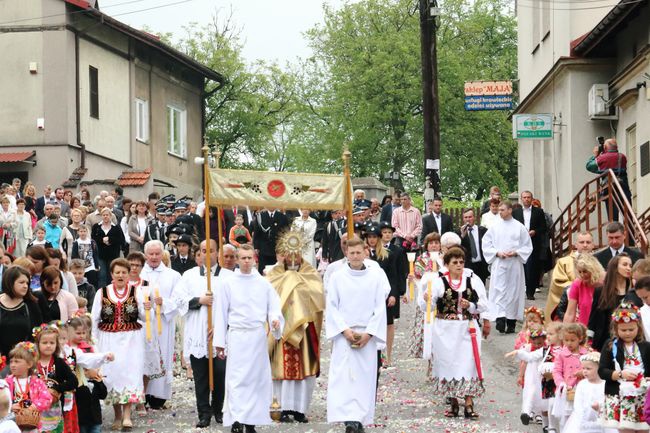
left=0, top=0, right=224, bottom=200
left=514, top=0, right=650, bottom=217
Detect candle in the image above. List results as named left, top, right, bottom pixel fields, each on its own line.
left=144, top=288, right=151, bottom=341
left=406, top=252, right=416, bottom=301
left=155, top=287, right=162, bottom=335
left=426, top=280, right=432, bottom=324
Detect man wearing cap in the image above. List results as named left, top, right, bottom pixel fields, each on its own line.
left=174, top=199, right=205, bottom=241
left=145, top=205, right=167, bottom=244
left=321, top=210, right=346, bottom=264
left=172, top=234, right=197, bottom=275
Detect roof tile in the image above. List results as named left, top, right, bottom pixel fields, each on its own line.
left=0, top=151, right=35, bottom=163
left=117, top=168, right=152, bottom=187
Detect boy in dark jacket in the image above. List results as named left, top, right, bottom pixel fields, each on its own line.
left=70, top=259, right=97, bottom=312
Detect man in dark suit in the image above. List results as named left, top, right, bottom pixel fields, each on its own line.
left=420, top=197, right=454, bottom=244
left=380, top=192, right=400, bottom=224
left=253, top=208, right=289, bottom=272
left=459, top=208, right=489, bottom=283
left=512, top=191, right=548, bottom=300
left=34, top=184, right=52, bottom=220
left=321, top=210, right=346, bottom=263
left=594, top=221, right=645, bottom=269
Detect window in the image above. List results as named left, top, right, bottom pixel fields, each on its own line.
left=167, top=105, right=186, bottom=158
left=89, top=66, right=99, bottom=119
left=135, top=99, right=149, bottom=142
left=641, top=142, right=649, bottom=177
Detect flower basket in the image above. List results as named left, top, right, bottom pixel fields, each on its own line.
left=15, top=406, right=40, bottom=430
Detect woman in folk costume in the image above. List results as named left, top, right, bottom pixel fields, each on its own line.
left=90, top=258, right=146, bottom=431
left=418, top=246, right=488, bottom=419
left=408, top=232, right=442, bottom=360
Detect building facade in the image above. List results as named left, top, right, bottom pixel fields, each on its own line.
left=0, top=0, right=224, bottom=200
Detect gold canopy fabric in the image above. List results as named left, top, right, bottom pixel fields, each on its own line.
left=545, top=253, right=576, bottom=320
left=209, top=168, right=346, bottom=210
left=267, top=262, right=325, bottom=381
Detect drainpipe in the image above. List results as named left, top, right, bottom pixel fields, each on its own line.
left=75, top=31, right=86, bottom=169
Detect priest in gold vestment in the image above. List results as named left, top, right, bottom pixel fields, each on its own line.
left=267, top=229, right=324, bottom=424
left=544, top=231, right=594, bottom=320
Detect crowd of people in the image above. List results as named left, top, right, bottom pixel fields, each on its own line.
left=0, top=174, right=648, bottom=433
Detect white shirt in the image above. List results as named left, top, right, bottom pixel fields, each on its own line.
left=433, top=212, right=442, bottom=234
left=467, top=225, right=481, bottom=262
left=523, top=206, right=532, bottom=230
left=610, top=246, right=625, bottom=257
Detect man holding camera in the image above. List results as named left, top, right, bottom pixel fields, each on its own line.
left=586, top=137, right=631, bottom=221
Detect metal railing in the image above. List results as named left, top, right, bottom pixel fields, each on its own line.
left=550, top=169, right=648, bottom=257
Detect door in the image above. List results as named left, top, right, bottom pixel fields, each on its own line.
left=627, top=124, right=637, bottom=211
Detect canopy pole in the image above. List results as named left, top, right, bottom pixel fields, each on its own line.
left=343, top=149, right=354, bottom=239
left=201, top=143, right=215, bottom=392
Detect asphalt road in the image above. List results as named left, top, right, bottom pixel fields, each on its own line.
left=113, top=287, right=549, bottom=433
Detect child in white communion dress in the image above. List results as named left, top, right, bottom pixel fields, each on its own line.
left=563, top=352, right=616, bottom=433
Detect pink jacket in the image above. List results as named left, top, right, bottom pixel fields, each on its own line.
left=6, top=375, right=53, bottom=411
left=553, top=346, right=589, bottom=389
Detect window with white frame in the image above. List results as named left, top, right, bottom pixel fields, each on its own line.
left=135, top=99, right=149, bottom=142
left=167, top=105, right=186, bottom=157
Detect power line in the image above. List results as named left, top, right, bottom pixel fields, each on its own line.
left=0, top=0, right=197, bottom=26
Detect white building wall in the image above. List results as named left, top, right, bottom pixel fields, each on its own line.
left=78, top=39, right=131, bottom=165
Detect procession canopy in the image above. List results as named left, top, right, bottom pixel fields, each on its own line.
left=208, top=168, right=347, bottom=211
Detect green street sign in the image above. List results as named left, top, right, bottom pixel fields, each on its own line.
left=512, top=114, right=553, bottom=140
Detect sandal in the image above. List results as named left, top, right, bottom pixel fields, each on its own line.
left=111, top=420, right=122, bottom=431
left=464, top=404, right=479, bottom=419
left=444, top=398, right=459, bottom=418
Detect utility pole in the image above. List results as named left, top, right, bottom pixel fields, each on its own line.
left=419, top=0, right=441, bottom=205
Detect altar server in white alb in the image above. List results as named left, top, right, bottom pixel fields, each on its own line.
left=482, top=201, right=533, bottom=334
left=139, top=240, right=183, bottom=408
left=326, top=237, right=388, bottom=433
left=178, top=239, right=233, bottom=428
left=215, top=244, right=284, bottom=433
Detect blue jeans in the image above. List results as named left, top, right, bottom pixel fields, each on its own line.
left=79, top=425, right=101, bottom=433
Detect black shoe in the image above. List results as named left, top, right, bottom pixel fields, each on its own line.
left=231, top=421, right=244, bottom=433
left=293, top=412, right=308, bottom=423
left=196, top=418, right=210, bottom=428
left=244, top=425, right=257, bottom=433
left=344, top=421, right=361, bottom=433
left=527, top=295, right=535, bottom=301
left=520, top=413, right=531, bottom=425
left=214, top=412, right=223, bottom=424
left=279, top=411, right=293, bottom=423
left=495, top=317, right=506, bottom=333
left=506, top=319, right=517, bottom=334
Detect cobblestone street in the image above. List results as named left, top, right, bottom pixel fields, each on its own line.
left=121, top=291, right=547, bottom=433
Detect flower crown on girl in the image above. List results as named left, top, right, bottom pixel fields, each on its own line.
left=580, top=351, right=600, bottom=364
left=529, top=328, right=547, bottom=339
left=611, top=303, right=640, bottom=324
left=14, top=341, right=37, bottom=358
left=524, top=306, right=545, bottom=323
left=32, top=322, right=60, bottom=339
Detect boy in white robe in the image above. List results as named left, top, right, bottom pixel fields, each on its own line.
left=326, top=237, right=388, bottom=433
left=215, top=244, right=283, bottom=433
left=483, top=201, right=533, bottom=334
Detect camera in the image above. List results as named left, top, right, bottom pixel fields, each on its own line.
left=597, top=136, right=605, bottom=154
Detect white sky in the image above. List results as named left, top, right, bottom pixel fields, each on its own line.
left=99, top=0, right=345, bottom=64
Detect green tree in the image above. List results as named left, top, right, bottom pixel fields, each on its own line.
left=296, top=0, right=518, bottom=198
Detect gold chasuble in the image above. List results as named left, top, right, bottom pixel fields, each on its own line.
left=267, top=262, right=324, bottom=381
left=544, top=253, right=576, bottom=320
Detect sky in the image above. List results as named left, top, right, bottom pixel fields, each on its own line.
left=99, top=0, right=345, bottom=64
